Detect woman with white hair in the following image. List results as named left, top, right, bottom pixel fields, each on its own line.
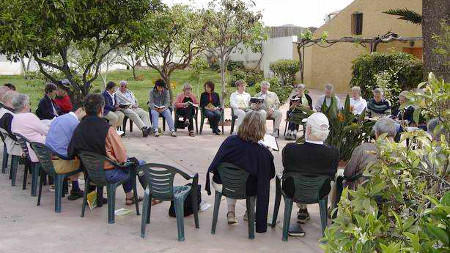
left=174, top=83, right=199, bottom=137
left=281, top=112, right=339, bottom=232
left=206, top=111, right=275, bottom=233
left=349, top=86, right=367, bottom=115
left=367, top=88, right=391, bottom=118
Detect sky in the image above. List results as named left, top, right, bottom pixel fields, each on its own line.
left=163, top=0, right=355, bottom=28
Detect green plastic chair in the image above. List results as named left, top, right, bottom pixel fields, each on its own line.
left=139, top=163, right=199, bottom=241
left=0, top=131, right=9, bottom=174
left=211, top=163, right=256, bottom=239
left=174, top=107, right=199, bottom=134
left=30, top=142, right=82, bottom=213
left=1, top=130, right=21, bottom=183
left=79, top=151, right=140, bottom=224
left=229, top=109, right=239, bottom=134
left=15, top=133, right=40, bottom=196
left=199, top=108, right=224, bottom=135
left=271, top=174, right=331, bottom=241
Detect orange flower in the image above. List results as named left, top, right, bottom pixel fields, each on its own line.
left=337, top=113, right=344, bottom=122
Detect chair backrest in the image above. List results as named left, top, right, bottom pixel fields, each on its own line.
left=139, top=163, right=188, bottom=201
left=292, top=175, right=331, bottom=204
left=29, top=142, right=56, bottom=176
left=217, top=163, right=249, bottom=199
left=78, top=151, right=108, bottom=186
left=15, top=133, right=31, bottom=160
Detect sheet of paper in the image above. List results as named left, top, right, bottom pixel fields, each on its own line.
left=259, top=134, right=279, bottom=151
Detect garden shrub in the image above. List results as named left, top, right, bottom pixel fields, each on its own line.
left=269, top=59, right=300, bottom=86
left=350, top=52, right=423, bottom=110
left=229, top=70, right=263, bottom=87
left=229, top=70, right=246, bottom=87
left=226, top=60, right=245, bottom=71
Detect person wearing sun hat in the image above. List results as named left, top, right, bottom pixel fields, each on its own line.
left=53, top=79, right=73, bottom=114
left=281, top=112, right=339, bottom=235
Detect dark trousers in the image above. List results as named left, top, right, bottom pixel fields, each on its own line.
left=177, top=106, right=195, bottom=131
left=204, top=109, right=221, bottom=131
left=288, top=122, right=300, bottom=131
left=104, top=168, right=132, bottom=192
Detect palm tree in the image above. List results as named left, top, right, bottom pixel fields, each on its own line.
left=383, top=8, right=422, bottom=24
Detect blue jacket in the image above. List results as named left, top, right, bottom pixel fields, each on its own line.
left=102, top=90, right=117, bottom=115
left=36, top=95, right=59, bottom=120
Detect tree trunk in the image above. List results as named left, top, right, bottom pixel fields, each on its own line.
left=297, top=44, right=304, bottom=83
left=162, top=73, right=173, bottom=104
left=422, top=0, right=450, bottom=82
left=219, top=57, right=226, bottom=108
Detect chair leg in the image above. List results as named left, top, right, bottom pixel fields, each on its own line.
left=199, top=115, right=204, bottom=134
left=174, top=197, right=186, bottom=242
left=146, top=195, right=152, bottom=224
left=246, top=196, right=256, bottom=240
left=230, top=117, right=235, bottom=134
left=107, top=184, right=116, bottom=224
left=140, top=191, right=150, bottom=238
left=191, top=186, right=200, bottom=229
left=81, top=178, right=89, bottom=217
left=211, top=191, right=222, bottom=234
left=30, top=163, right=40, bottom=196
left=319, top=198, right=328, bottom=236
left=282, top=197, right=293, bottom=242
left=55, top=175, right=64, bottom=213
left=2, top=145, right=8, bottom=174
left=132, top=174, right=140, bottom=215
left=37, top=169, right=44, bottom=206
left=10, top=155, right=19, bottom=186
left=271, top=179, right=282, bottom=228
left=23, top=160, right=29, bottom=190
left=130, top=120, right=133, bottom=132
left=283, top=120, right=288, bottom=136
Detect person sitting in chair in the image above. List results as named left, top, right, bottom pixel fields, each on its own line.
left=349, top=86, right=367, bottom=115
left=282, top=113, right=338, bottom=235
left=286, top=84, right=313, bottom=140
left=314, top=84, right=342, bottom=112
left=229, top=80, right=251, bottom=132
left=174, top=83, right=199, bottom=137
left=200, top=81, right=221, bottom=135
left=254, top=81, right=282, bottom=138
left=206, top=111, right=275, bottom=233
left=102, top=81, right=125, bottom=130
left=36, top=83, right=60, bottom=120
left=115, top=81, right=152, bottom=137
left=53, top=79, right=73, bottom=115
left=67, top=93, right=144, bottom=205
left=149, top=79, right=176, bottom=137
left=367, top=88, right=391, bottom=118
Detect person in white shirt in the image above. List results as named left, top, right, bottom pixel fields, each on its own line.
left=115, top=81, right=152, bottom=136
left=253, top=81, right=282, bottom=137
left=349, top=86, right=367, bottom=115
left=314, top=84, right=342, bottom=112
left=229, top=80, right=251, bottom=133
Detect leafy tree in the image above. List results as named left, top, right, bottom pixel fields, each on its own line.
left=117, top=47, right=143, bottom=81
left=269, top=59, right=300, bottom=86
left=139, top=4, right=204, bottom=102
left=202, top=0, right=267, bottom=106
left=0, top=0, right=161, bottom=105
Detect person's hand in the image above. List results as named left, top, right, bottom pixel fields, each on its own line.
left=132, top=105, right=138, bottom=109
left=184, top=102, right=189, bottom=108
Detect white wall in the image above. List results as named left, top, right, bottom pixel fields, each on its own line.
left=0, top=55, right=39, bottom=75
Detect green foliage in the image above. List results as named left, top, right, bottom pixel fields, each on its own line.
left=298, top=28, right=313, bottom=41
left=229, top=70, right=263, bottom=87
left=227, top=61, right=245, bottom=71
left=433, top=21, right=450, bottom=66
left=383, top=8, right=422, bottom=24
left=269, top=59, right=300, bottom=86
left=350, top=52, right=423, bottom=110
left=323, top=74, right=450, bottom=252
left=229, top=70, right=247, bottom=87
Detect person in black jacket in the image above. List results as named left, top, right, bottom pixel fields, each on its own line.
left=286, top=84, right=313, bottom=140
left=36, top=83, right=60, bottom=120
left=200, top=81, right=222, bottom=134
left=102, top=81, right=125, bottom=130
left=206, top=111, right=275, bottom=233
left=282, top=112, right=339, bottom=229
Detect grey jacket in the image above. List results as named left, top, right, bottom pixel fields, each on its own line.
left=148, top=88, right=171, bottom=110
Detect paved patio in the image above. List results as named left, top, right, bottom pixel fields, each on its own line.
left=0, top=89, right=345, bottom=253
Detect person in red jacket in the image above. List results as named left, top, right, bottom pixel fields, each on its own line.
left=53, top=79, right=73, bottom=114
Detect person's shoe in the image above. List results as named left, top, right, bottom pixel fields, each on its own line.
left=154, top=131, right=160, bottom=137
left=216, top=128, right=221, bottom=134
left=288, top=224, right=306, bottom=237
left=68, top=190, right=84, bottom=200
left=142, top=127, right=150, bottom=137
left=297, top=209, right=310, bottom=224
left=189, top=130, right=195, bottom=137
left=184, top=119, right=190, bottom=127
left=170, top=131, right=177, bottom=137
left=272, top=130, right=279, bottom=138
left=227, top=211, right=237, bottom=224
left=48, top=185, right=56, bottom=192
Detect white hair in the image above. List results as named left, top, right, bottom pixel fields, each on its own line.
left=373, top=117, right=397, bottom=137
left=351, top=86, right=361, bottom=94
left=297, top=83, right=306, bottom=90
left=373, top=88, right=384, bottom=95
left=182, top=83, right=192, bottom=90
left=306, top=113, right=330, bottom=142
left=260, top=81, right=271, bottom=88
left=119, top=80, right=128, bottom=86
left=12, top=94, right=29, bottom=113
left=325, top=84, right=334, bottom=91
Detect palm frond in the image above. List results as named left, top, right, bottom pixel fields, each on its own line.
left=383, top=8, right=422, bottom=25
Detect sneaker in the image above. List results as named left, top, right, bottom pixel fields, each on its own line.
left=49, top=185, right=56, bottom=192
left=142, top=127, right=150, bottom=137
left=288, top=224, right=306, bottom=237
left=170, top=131, right=177, bottom=137
left=227, top=211, right=237, bottom=224
left=154, top=131, right=160, bottom=137
left=68, top=190, right=84, bottom=201
left=297, top=209, right=310, bottom=224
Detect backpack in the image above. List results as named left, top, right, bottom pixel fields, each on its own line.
left=168, top=184, right=201, bottom=217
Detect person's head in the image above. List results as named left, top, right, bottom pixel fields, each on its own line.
left=3, top=83, right=16, bottom=91
left=260, top=81, right=270, bottom=94
left=399, top=91, right=409, bottom=105
left=12, top=93, right=30, bottom=113
left=0, top=86, right=11, bottom=103
left=324, top=84, right=334, bottom=98
left=427, top=118, right=447, bottom=141
left=237, top=111, right=266, bottom=143
left=235, top=80, right=246, bottom=93
left=119, top=80, right=128, bottom=93
left=106, top=81, right=117, bottom=94
left=83, top=93, right=105, bottom=117
left=56, top=79, right=70, bottom=97
left=73, top=106, right=86, bottom=121
left=204, top=81, right=214, bottom=93
left=305, top=112, right=330, bottom=142
left=373, top=117, right=397, bottom=139
left=351, top=86, right=361, bottom=99
left=154, top=79, right=166, bottom=92
left=297, top=84, right=306, bottom=96
left=373, top=88, right=384, bottom=102
left=45, top=83, right=57, bottom=98
left=182, top=83, right=192, bottom=95
left=2, top=91, right=18, bottom=108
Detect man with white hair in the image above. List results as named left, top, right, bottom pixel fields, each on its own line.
left=349, top=86, right=367, bottom=115
left=253, top=81, right=282, bottom=137
left=0, top=89, right=22, bottom=159
left=315, top=84, right=342, bottom=112
left=281, top=112, right=339, bottom=235
left=115, top=80, right=151, bottom=134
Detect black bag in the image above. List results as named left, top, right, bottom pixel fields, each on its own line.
left=168, top=184, right=201, bottom=217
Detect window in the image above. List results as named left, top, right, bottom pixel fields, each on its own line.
left=351, top=12, right=363, bottom=35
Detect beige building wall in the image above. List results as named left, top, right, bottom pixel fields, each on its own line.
left=298, top=0, right=422, bottom=93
